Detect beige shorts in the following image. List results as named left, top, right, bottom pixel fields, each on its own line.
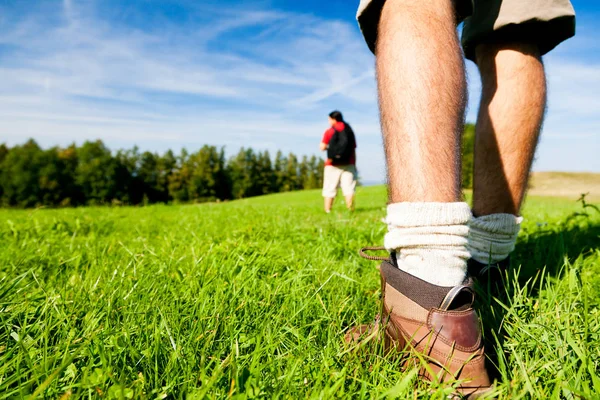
left=322, top=165, right=357, bottom=198
left=357, top=0, right=575, bottom=61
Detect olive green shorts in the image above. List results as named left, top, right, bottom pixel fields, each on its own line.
left=357, top=0, right=576, bottom=61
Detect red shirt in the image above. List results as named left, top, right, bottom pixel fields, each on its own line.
left=322, top=121, right=357, bottom=166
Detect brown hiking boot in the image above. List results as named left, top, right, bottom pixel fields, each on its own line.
left=346, top=249, right=492, bottom=398
left=467, top=257, right=510, bottom=300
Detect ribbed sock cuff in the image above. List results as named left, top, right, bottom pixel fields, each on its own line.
left=384, top=202, right=471, bottom=287
left=385, top=202, right=473, bottom=227
left=468, top=213, right=522, bottom=264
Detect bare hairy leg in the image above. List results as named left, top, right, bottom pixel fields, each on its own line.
left=472, top=43, right=546, bottom=217
left=377, top=0, right=466, bottom=203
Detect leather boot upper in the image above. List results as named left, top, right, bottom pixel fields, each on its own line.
left=380, top=260, right=491, bottom=391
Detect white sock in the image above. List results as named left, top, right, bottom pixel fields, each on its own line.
left=468, top=213, right=522, bottom=264
left=384, top=202, right=472, bottom=287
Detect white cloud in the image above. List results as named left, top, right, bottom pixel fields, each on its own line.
left=464, top=46, right=600, bottom=173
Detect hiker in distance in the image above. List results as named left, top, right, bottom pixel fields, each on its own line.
left=348, top=0, right=575, bottom=397
left=320, top=111, right=358, bottom=213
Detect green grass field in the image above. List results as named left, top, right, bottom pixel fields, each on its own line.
left=1, top=186, right=599, bottom=399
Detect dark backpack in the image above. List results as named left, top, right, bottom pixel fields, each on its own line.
left=327, top=123, right=355, bottom=165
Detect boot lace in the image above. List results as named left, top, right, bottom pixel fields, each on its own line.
left=358, top=246, right=390, bottom=261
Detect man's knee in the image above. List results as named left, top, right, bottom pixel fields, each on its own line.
left=475, top=42, right=542, bottom=69
left=475, top=42, right=545, bottom=92
left=362, top=0, right=459, bottom=55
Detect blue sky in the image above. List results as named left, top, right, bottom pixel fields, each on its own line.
left=0, top=0, right=598, bottom=182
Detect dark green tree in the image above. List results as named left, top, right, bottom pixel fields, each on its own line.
left=157, top=150, right=177, bottom=203
left=283, top=153, right=299, bottom=192
left=298, top=155, right=309, bottom=190
left=215, top=148, right=230, bottom=200
left=57, top=144, right=81, bottom=206
left=0, top=144, right=7, bottom=164
left=168, top=149, right=191, bottom=202
left=38, top=146, right=78, bottom=206
left=75, top=140, right=119, bottom=205
left=303, top=155, right=320, bottom=190
left=256, top=150, right=274, bottom=195
left=138, top=151, right=161, bottom=204
left=273, top=150, right=287, bottom=193
left=114, top=147, right=141, bottom=205
left=0, top=144, right=7, bottom=200
left=186, top=145, right=227, bottom=202
left=316, top=158, right=325, bottom=188
left=246, top=149, right=261, bottom=197
left=0, top=139, right=44, bottom=207
left=228, top=148, right=252, bottom=199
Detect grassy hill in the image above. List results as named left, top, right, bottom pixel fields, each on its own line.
left=529, top=171, right=600, bottom=200
left=1, top=186, right=599, bottom=398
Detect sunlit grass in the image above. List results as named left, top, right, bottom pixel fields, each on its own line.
left=0, top=186, right=599, bottom=398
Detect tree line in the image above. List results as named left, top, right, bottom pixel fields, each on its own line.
left=0, top=139, right=325, bottom=208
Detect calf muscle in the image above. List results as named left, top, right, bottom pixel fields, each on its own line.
left=376, top=0, right=465, bottom=203
left=472, top=43, right=546, bottom=216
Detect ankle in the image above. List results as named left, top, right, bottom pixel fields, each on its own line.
left=468, top=213, right=522, bottom=264
left=384, top=202, right=472, bottom=287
